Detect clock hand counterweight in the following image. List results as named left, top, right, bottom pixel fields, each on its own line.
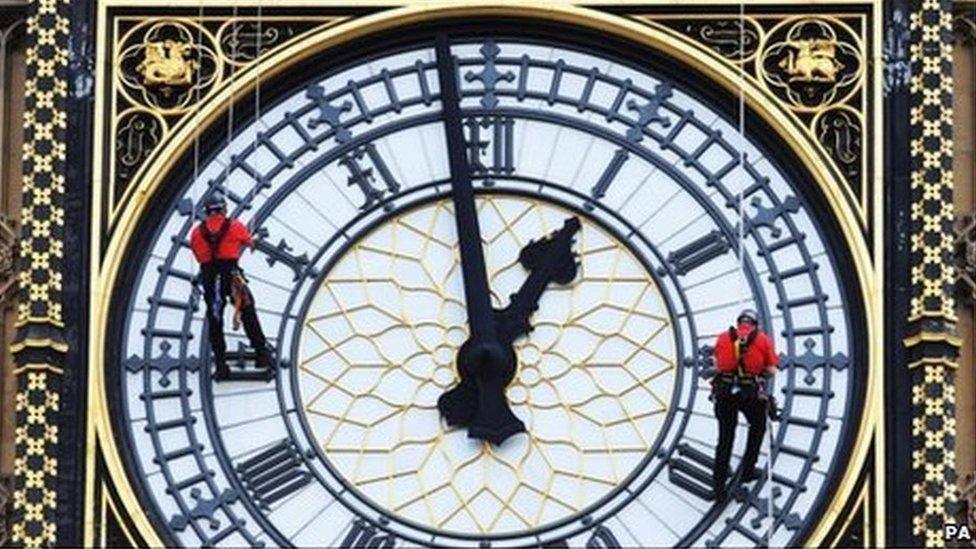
left=433, top=35, right=525, bottom=443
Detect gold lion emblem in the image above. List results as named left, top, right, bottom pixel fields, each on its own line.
left=137, top=40, right=197, bottom=87
left=779, top=39, right=842, bottom=83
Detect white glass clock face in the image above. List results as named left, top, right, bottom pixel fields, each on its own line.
left=298, top=195, right=676, bottom=535
left=113, top=31, right=862, bottom=548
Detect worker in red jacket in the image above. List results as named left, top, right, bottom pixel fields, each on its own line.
left=190, top=193, right=274, bottom=380
left=710, top=309, right=779, bottom=503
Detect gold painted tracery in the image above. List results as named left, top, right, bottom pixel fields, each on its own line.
left=86, top=3, right=884, bottom=547
left=298, top=195, right=676, bottom=534
left=105, top=14, right=348, bottom=226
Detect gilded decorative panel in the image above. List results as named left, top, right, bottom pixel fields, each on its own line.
left=84, top=2, right=885, bottom=548
left=636, top=10, right=873, bottom=234
left=98, top=10, right=360, bottom=249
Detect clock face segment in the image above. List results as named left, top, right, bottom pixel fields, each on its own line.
left=298, top=196, right=677, bottom=536
left=117, top=37, right=856, bottom=548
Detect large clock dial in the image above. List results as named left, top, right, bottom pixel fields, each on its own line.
left=112, top=29, right=862, bottom=548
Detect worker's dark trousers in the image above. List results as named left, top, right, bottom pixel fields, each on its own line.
left=712, top=379, right=767, bottom=492
left=200, top=260, right=267, bottom=372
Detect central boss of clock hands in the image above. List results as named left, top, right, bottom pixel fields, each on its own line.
left=437, top=218, right=581, bottom=444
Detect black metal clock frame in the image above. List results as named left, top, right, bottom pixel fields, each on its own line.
left=100, top=20, right=869, bottom=548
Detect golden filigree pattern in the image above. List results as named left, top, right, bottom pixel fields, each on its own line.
left=639, top=11, right=870, bottom=230
left=10, top=0, right=69, bottom=544
left=298, top=196, right=676, bottom=535
left=757, top=17, right=863, bottom=113
left=656, top=17, right=764, bottom=64
left=116, top=20, right=221, bottom=115
left=812, top=105, right=863, bottom=193
left=104, top=14, right=344, bottom=236
left=114, top=109, right=165, bottom=190
left=216, top=18, right=306, bottom=66
left=907, top=0, right=961, bottom=545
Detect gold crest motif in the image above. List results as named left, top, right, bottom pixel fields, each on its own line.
left=136, top=40, right=196, bottom=87
left=778, top=38, right=842, bottom=83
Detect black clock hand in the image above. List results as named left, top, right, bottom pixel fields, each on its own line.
left=433, top=35, right=524, bottom=443
left=495, top=217, right=581, bottom=345
left=435, top=35, right=496, bottom=345
left=456, top=217, right=581, bottom=443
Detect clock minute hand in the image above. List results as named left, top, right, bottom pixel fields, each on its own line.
left=435, top=35, right=496, bottom=344
left=495, top=217, right=582, bottom=344
left=434, top=35, right=525, bottom=443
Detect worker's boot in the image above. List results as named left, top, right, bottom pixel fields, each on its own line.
left=213, top=354, right=230, bottom=382
left=713, top=481, right=728, bottom=504
left=740, top=467, right=763, bottom=483
left=255, top=345, right=275, bottom=370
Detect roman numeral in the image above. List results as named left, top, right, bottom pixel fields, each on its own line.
left=586, top=149, right=629, bottom=210
left=667, top=443, right=718, bottom=501
left=464, top=116, right=515, bottom=180
left=340, top=518, right=395, bottom=548
left=586, top=524, right=623, bottom=549
left=660, top=230, right=730, bottom=276
left=339, top=143, right=401, bottom=211
left=236, top=439, right=312, bottom=509
left=253, top=229, right=315, bottom=281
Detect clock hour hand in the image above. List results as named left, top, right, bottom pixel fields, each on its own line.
left=495, top=217, right=581, bottom=344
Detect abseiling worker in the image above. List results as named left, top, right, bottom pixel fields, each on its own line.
left=190, top=193, right=274, bottom=381
left=710, top=308, right=779, bottom=502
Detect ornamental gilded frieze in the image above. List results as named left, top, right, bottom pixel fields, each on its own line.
left=103, top=13, right=348, bottom=237
left=117, top=20, right=221, bottom=114
left=645, top=12, right=870, bottom=229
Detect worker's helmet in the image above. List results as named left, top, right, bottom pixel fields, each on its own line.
left=204, top=192, right=227, bottom=214
left=737, top=308, right=760, bottom=325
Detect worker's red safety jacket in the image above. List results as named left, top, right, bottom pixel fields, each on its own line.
left=713, top=324, right=779, bottom=376
left=190, top=214, right=253, bottom=264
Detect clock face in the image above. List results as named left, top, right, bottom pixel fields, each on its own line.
left=112, top=30, right=862, bottom=548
